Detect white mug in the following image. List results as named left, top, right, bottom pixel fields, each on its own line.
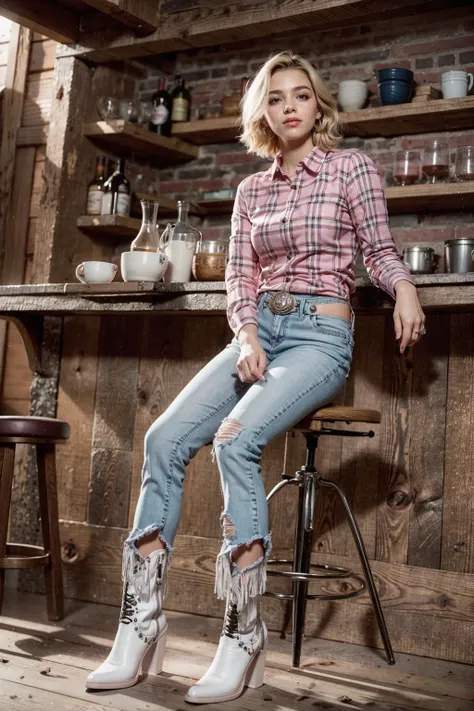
left=75, top=261, right=118, bottom=283
left=121, top=250, right=168, bottom=282
left=441, top=70, right=473, bottom=99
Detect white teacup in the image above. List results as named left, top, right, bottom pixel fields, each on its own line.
left=121, top=250, right=168, bottom=282
left=75, top=261, right=118, bottom=283
left=441, top=70, right=473, bottom=99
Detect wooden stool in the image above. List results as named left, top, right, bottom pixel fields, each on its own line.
left=0, top=416, right=70, bottom=621
left=265, top=405, right=395, bottom=667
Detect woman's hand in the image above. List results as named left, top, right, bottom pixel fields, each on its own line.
left=393, top=281, right=426, bottom=353
left=237, top=324, right=266, bottom=383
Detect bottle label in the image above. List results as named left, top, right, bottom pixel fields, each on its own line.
left=151, top=104, right=169, bottom=126
left=171, top=97, right=189, bottom=122
left=87, top=189, right=102, bottom=215
left=101, top=193, right=113, bottom=215
left=116, top=192, right=131, bottom=216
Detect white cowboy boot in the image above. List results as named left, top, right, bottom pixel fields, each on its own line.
left=86, top=546, right=168, bottom=690
left=185, top=595, right=268, bottom=704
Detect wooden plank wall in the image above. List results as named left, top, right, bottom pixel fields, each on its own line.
left=54, top=308, right=474, bottom=665
left=0, top=29, right=54, bottom=414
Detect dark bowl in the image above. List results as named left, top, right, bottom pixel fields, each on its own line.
left=378, top=80, right=413, bottom=105
left=376, top=67, right=414, bottom=83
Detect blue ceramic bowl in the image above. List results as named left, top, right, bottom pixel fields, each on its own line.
left=378, top=80, right=413, bottom=105
left=376, top=67, right=414, bottom=83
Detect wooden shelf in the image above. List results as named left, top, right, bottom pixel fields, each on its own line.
left=2, top=0, right=158, bottom=45
left=173, top=96, right=474, bottom=144
left=342, top=95, right=474, bottom=138
left=173, top=116, right=239, bottom=145
left=193, top=198, right=235, bottom=215
left=385, top=181, right=474, bottom=213
left=77, top=214, right=140, bottom=238
left=83, top=121, right=199, bottom=166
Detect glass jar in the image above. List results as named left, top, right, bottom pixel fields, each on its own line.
left=454, top=145, right=474, bottom=182
left=160, top=201, right=202, bottom=282
left=192, top=239, right=228, bottom=281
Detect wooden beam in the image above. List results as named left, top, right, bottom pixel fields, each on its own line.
left=57, top=0, right=468, bottom=62
left=81, top=0, right=158, bottom=34
left=0, top=0, right=79, bottom=45
left=0, top=24, right=32, bottom=396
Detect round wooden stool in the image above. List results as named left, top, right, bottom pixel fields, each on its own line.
left=0, top=416, right=70, bottom=621
left=265, top=405, right=395, bottom=667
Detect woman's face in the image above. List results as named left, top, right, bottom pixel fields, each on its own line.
left=264, top=68, right=321, bottom=145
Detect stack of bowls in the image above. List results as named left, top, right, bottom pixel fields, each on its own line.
left=376, top=68, right=414, bottom=105
left=337, top=80, right=369, bottom=111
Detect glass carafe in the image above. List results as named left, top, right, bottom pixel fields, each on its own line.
left=160, top=200, right=202, bottom=282
left=131, top=200, right=161, bottom=252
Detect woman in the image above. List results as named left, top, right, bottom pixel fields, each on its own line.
left=86, top=51, right=425, bottom=703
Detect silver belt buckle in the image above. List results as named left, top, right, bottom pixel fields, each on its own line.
left=267, top=291, right=298, bottom=315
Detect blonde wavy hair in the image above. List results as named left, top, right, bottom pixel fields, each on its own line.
left=239, top=51, right=343, bottom=158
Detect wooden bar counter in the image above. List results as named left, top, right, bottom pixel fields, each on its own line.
left=4, top=274, right=474, bottom=666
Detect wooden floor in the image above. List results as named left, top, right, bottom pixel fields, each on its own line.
left=0, top=589, right=473, bottom=710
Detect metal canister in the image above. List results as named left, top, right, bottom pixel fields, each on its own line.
left=444, top=238, right=474, bottom=273
left=402, top=246, right=436, bottom=274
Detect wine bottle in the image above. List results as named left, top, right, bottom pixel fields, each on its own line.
left=149, top=77, right=172, bottom=136
left=86, top=156, right=106, bottom=215
left=101, top=158, right=131, bottom=216
left=171, top=76, right=191, bottom=123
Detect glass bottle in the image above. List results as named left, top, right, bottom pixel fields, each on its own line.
left=131, top=200, right=160, bottom=252
left=171, top=76, right=191, bottom=123
left=149, top=77, right=172, bottom=136
left=101, top=158, right=131, bottom=216
left=160, top=200, right=201, bottom=282
left=86, top=155, right=106, bottom=215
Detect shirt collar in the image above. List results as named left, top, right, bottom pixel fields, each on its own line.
left=270, top=144, right=329, bottom=181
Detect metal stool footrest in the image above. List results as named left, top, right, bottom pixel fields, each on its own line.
left=264, top=558, right=366, bottom=601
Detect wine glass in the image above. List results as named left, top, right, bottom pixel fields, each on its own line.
left=97, top=96, right=120, bottom=120
left=422, top=140, right=450, bottom=184
left=393, top=150, right=421, bottom=186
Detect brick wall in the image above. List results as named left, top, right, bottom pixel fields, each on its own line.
left=138, top=4, right=474, bottom=274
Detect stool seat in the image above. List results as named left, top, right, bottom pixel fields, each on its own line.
left=293, top=405, right=381, bottom=431
left=0, top=416, right=70, bottom=440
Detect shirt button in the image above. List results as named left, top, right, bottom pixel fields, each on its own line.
left=291, top=184, right=297, bottom=190
left=281, top=218, right=286, bottom=223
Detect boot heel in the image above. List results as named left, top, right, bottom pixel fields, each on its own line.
left=245, top=642, right=267, bottom=689
left=142, top=625, right=168, bottom=676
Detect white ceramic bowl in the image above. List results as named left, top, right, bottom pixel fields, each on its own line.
left=121, top=250, right=168, bottom=282
left=338, top=79, right=368, bottom=110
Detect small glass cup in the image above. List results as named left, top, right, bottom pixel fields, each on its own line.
left=453, top=146, right=474, bottom=182
left=393, top=150, right=421, bottom=186
left=421, top=140, right=450, bottom=184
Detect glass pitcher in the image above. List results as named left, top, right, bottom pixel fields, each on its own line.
left=160, top=200, right=202, bottom=282
left=131, top=199, right=161, bottom=252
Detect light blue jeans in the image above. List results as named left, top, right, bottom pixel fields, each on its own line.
left=125, top=293, right=355, bottom=612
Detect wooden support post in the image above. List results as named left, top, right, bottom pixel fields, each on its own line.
left=0, top=24, right=32, bottom=403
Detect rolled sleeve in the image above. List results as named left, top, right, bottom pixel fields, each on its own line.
left=225, top=180, right=259, bottom=335
left=345, top=151, right=416, bottom=300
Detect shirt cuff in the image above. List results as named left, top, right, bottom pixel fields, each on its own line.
left=228, top=306, right=258, bottom=336
left=388, top=272, right=417, bottom=300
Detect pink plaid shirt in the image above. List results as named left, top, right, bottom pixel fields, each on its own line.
left=226, top=145, right=416, bottom=335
